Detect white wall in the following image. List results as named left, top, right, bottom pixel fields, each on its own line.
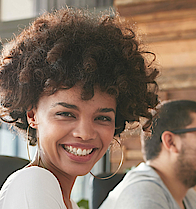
left=1, top=0, right=36, bottom=22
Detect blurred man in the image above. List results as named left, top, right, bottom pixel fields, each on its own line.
left=100, top=100, right=196, bottom=209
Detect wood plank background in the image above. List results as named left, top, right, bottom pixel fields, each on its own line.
left=111, top=0, right=196, bottom=173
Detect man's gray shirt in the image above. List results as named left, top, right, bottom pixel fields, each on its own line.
left=99, top=163, right=196, bottom=209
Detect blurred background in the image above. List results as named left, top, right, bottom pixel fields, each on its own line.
left=0, top=0, right=196, bottom=207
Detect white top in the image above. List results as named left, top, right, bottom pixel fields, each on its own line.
left=99, top=163, right=196, bottom=209
left=0, top=166, right=79, bottom=209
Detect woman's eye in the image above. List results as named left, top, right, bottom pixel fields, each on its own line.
left=56, top=112, right=75, bottom=118
left=95, top=116, right=112, bottom=122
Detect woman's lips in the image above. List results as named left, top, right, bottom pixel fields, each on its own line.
left=62, top=145, right=94, bottom=156
left=61, top=144, right=97, bottom=162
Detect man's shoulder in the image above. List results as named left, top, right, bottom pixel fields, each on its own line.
left=120, top=162, right=171, bottom=197
left=184, top=188, right=196, bottom=207
left=124, top=162, right=161, bottom=184
left=99, top=163, right=174, bottom=209
left=113, top=162, right=167, bottom=197
left=103, top=169, right=172, bottom=209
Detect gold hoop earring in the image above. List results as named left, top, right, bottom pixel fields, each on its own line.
left=37, top=136, right=42, bottom=167
left=90, top=138, right=124, bottom=180
left=26, top=124, right=32, bottom=162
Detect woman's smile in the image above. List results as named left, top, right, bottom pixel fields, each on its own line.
left=60, top=142, right=97, bottom=163
left=62, top=145, right=93, bottom=156
left=60, top=143, right=97, bottom=163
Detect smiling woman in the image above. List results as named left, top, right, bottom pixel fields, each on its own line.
left=0, top=6, right=159, bottom=209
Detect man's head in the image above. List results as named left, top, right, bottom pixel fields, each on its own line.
left=143, top=100, right=196, bottom=161
left=142, top=100, right=196, bottom=187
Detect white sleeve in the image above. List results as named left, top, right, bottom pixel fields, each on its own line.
left=113, top=181, right=171, bottom=209
left=0, top=167, right=66, bottom=209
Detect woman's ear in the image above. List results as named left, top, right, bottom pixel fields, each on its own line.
left=161, top=131, right=179, bottom=153
left=26, top=109, right=38, bottom=129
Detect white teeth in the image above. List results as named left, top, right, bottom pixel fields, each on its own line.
left=64, top=145, right=93, bottom=156
left=77, top=148, right=82, bottom=155
left=82, top=149, right=87, bottom=155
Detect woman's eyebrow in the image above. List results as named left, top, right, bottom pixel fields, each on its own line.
left=98, top=108, right=116, bottom=114
left=52, top=102, right=78, bottom=110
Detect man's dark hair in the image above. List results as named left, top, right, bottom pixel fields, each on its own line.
left=144, top=100, right=196, bottom=161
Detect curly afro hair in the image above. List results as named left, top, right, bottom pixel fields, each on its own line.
left=0, top=7, right=159, bottom=145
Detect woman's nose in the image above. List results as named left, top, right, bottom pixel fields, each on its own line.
left=72, top=120, right=97, bottom=140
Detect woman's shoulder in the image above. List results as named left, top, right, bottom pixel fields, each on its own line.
left=19, top=166, right=57, bottom=180
left=0, top=166, right=66, bottom=208
left=2, top=166, right=60, bottom=191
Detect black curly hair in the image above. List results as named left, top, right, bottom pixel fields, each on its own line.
left=0, top=7, right=159, bottom=145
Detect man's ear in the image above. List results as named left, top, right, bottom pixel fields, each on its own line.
left=161, top=131, right=179, bottom=153
left=26, top=109, right=38, bottom=129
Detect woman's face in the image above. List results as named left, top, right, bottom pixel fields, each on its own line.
left=28, top=85, right=116, bottom=177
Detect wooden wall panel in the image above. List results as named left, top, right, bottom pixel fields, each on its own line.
left=114, top=0, right=196, bottom=17
left=110, top=0, right=196, bottom=172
